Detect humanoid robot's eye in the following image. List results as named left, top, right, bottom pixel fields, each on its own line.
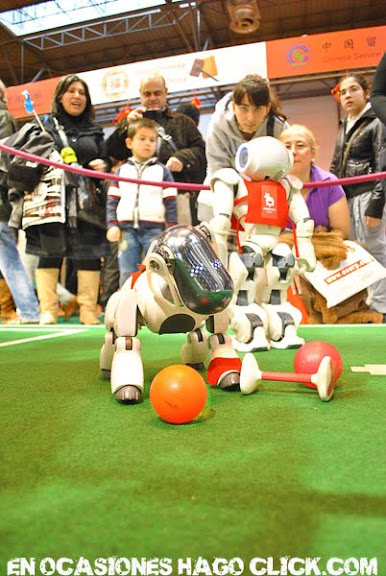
left=237, top=145, right=249, bottom=170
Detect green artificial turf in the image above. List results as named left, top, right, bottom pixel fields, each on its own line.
left=0, top=324, right=385, bottom=575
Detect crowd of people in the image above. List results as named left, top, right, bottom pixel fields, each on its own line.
left=0, top=54, right=385, bottom=326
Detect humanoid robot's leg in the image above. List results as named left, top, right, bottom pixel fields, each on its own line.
left=263, top=244, right=305, bottom=349
left=264, top=303, right=304, bottom=349
left=228, top=248, right=270, bottom=352
left=229, top=301, right=269, bottom=352
left=207, top=333, right=242, bottom=391
left=181, top=327, right=208, bottom=370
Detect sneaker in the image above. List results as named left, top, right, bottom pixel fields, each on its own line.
left=6, top=315, right=40, bottom=325
left=39, top=311, right=57, bottom=325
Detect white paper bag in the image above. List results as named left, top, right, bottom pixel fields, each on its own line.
left=304, top=240, right=386, bottom=308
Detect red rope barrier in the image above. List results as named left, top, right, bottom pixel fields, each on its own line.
left=0, top=141, right=385, bottom=191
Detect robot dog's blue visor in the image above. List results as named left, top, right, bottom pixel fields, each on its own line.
left=155, top=226, right=233, bottom=315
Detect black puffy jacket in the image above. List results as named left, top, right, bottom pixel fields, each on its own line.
left=106, top=106, right=206, bottom=189
left=330, top=107, right=385, bottom=218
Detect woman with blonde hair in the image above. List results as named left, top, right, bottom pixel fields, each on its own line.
left=279, top=124, right=384, bottom=323
left=279, top=124, right=350, bottom=238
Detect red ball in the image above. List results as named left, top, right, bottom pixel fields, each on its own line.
left=294, top=340, right=343, bottom=383
left=150, top=365, right=208, bottom=424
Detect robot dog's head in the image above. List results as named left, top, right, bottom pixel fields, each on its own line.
left=235, top=136, right=293, bottom=181
left=147, top=225, right=233, bottom=315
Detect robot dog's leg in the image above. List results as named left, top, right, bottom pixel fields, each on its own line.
left=228, top=248, right=270, bottom=352
left=100, top=288, right=144, bottom=404
left=181, top=328, right=208, bottom=370
left=100, top=291, right=122, bottom=379
left=206, top=310, right=242, bottom=391
left=262, top=243, right=305, bottom=349
left=111, top=336, right=144, bottom=404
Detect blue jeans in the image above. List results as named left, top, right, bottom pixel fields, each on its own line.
left=118, top=226, right=163, bottom=286
left=0, top=222, right=40, bottom=321
left=349, top=193, right=386, bottom=314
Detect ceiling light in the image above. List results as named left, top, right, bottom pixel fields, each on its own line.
left=227, top=0, right=261, bottom=34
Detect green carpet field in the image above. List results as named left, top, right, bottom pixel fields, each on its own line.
left=0, top=323, right=385, bottom=576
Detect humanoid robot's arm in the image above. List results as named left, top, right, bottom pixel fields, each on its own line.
left=286, top=175, right=316, bottom=273
left=209, top=168, right=240, bottom=265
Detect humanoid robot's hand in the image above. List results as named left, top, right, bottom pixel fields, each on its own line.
left=210, top=214, right=231, bottom=237
left=295, top=218, right=316, bottom=273
left=296, top=242, right=317, bottom=273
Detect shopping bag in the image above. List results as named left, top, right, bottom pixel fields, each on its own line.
left=304, top=240, right=386, bottom=308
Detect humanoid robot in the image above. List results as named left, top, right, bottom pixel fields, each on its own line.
left=207, top=136, right=316, bottom=352
left=100, top=225, right=242, bottom=403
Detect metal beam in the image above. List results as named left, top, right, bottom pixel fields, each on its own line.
left=21, top=4, right=197, bottom=51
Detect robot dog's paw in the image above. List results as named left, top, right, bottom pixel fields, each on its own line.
left=101, top=369, right=111, bottom=380
left=115, top=385, right=142, bottom=404
left=218, top=371, right=240, bottom=391
left=186, top=362, right=205, bottom=371
left=207, top=357, right=242, bottom=391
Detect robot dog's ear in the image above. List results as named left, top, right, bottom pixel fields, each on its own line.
left=157, top=245, right=175, bottom=273
left=147, top=247, right=175, bottom=276
left=196, top=222, right=212, bottom=243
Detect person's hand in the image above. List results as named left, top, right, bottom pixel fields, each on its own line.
left=127, top=107, right=146, bottom=122
left=365, top=215, right=381, bottom=228
left=88, top=159, right=108, bottom=172
left=106, top=226, right=121, bottom=242
left=166, top=156, right=184, bottom=172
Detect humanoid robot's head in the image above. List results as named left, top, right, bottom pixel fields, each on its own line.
left=235, top=136, right=293, bottom=181
left=147, top=225, right=233, bottom=315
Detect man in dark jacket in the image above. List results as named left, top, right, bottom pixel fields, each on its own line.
left=0, top=79, right=40, bottom=323
left=106, top=73, right=206, bottom=226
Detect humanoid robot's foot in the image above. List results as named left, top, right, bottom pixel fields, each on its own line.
left=218, top=371, right=240, bottom=391
left=231, top=331, right=270, bottom=353
left=230, top=306, right=269, bottom=352
left=114, top=385, right=142, bottom=404
left=270, top=325, right=304, bottom=350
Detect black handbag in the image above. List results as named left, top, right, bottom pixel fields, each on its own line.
left=76, top=175, right=107, bottom=230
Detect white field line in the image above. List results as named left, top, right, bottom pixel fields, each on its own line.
left=351, top=365, right=386, bottom=376
left=0, top=328, right=88, bottom=347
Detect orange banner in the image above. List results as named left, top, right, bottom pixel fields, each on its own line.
left=6, top=77, right=60, bottom=120
left=267, top=26, right=385, bottom=79
left=6, top=27, right=385, bottom=119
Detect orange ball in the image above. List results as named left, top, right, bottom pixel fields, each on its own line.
left=150, top=365, right=208, bottom=424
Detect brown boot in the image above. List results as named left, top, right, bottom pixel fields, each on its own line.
left=77, top=270, right=101, bottom=325
left=35, top=268, right=60, bottom=324
left=0, top=279, right=17, bottom=322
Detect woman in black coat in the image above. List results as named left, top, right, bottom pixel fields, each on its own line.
left=30, top=74, right=110, bottom=324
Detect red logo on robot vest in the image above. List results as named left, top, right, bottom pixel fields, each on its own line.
left=244, top=180, right=289, bottom=227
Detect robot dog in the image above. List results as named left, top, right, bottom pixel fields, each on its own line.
left=207, top=137, right=316, bottom=352
left=100, top=225, right=242, bottom=403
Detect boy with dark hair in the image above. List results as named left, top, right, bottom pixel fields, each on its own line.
left=106, top=117, right=177, bottom=286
